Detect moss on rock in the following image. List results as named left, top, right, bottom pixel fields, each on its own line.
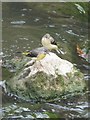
left=7, top=68, right=86, bottom=101
left=5, top=52, right=86, bottom=101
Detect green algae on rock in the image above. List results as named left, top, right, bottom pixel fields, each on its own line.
left=6, top=52, right=86, bottom=101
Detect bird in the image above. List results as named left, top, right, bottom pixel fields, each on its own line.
left=21, top=33, right=63, bottom=61
left=23, top=33, right=58, bottom=59
left=41, top=33, right=61, bottom=54
left=22, top=47, right=49, bottom=61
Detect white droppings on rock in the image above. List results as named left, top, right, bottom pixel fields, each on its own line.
left=24, top=52, right=73, bottom=78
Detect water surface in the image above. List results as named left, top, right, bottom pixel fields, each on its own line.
left=2, top=2, right=89, bottom=119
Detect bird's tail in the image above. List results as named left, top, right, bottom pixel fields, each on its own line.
left=56, top=48, right=65, bottom=55
left=22, top=52, right=30, bottom=56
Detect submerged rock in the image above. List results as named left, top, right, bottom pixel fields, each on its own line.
left=6, top=52, right=86, bottom=101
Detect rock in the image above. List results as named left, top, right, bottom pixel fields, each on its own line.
left=0, top=80, right=7, bottom=93
left=6, top=52, right=86, bottom=101
left=23, top=52, right=73, bottom=78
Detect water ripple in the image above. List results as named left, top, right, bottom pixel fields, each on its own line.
left=11, top=20, right=26, bottom=25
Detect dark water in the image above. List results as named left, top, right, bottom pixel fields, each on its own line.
left=1, top=2, right=90, bottom=119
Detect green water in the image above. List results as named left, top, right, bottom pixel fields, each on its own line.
left=1, top=2, right=90, bottom=119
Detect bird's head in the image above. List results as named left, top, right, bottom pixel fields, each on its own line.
left=41, top=33, right=56, bottom=46
left=41, top=33, right=60, bottom=52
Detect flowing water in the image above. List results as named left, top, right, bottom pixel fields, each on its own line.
left=1, top=2, right=90, bottom=119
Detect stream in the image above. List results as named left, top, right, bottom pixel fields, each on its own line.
left=1, top=2, right=90, bottom=119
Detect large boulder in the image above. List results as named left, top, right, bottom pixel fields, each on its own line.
left=6, top=52, right=86, bottom=101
